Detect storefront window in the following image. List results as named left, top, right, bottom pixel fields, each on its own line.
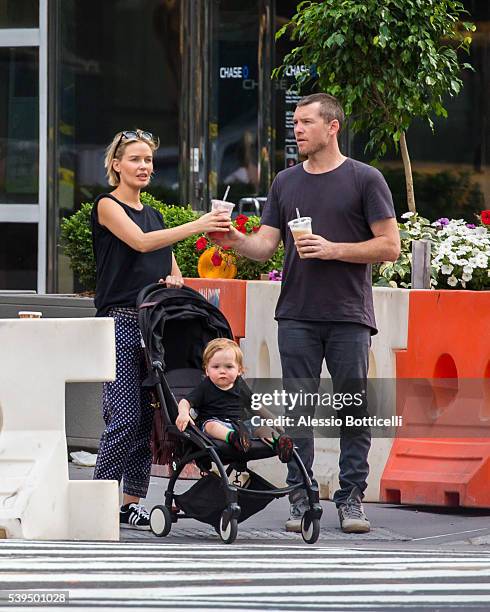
left=54, top=0, right=181, bottom=291
left=0, top=1, right=39, bottom=28
left=209, top=0, right=260, bottom=204
left=0, top=47, right=39, bottom=204
left=273, top=1, right=317, bottom=175
left=0, top=223, right=37, bottom=289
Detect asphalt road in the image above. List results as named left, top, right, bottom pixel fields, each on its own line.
left=2, top=463, right=490, bottom=611
left=68, top=465, right=490, bottom=551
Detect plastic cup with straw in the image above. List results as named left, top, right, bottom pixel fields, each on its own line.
left=211, top=185, right=234, bottom=215
left=287, top=208, right=312, bottom=258
left=207, top=186, right=234, bottom=243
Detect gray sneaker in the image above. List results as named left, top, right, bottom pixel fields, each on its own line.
left=285, top=495, right=310, bottom=533
left=338, top=487, right=370, bottom=533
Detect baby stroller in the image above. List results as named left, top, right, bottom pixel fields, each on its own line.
left=137, top=283, right=322, bottom=544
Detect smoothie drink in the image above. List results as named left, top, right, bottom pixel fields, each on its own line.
left=288, top=217, right=312, bottom=258
left=211, top=199, right=235, bottom=215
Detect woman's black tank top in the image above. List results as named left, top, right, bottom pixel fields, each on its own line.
left=91, top=193, right=172, bottom=316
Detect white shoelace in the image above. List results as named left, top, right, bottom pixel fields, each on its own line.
left=129, top=504, right=149, bottom=521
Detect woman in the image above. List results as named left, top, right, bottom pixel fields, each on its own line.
left=92, top=129, right=230, bottom=530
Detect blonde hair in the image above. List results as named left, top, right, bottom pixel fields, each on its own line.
left=203, top=338, right=244, bottom=371
left=104, top=129, right=159, bottom=187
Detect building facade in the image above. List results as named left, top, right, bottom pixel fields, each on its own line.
left=0, top=0, right=488, bottom=293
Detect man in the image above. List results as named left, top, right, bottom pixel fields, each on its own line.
left=213, top=93, right=400, bottom=533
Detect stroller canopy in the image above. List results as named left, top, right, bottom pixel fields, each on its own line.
left=137, top=284, right=233, bottom=373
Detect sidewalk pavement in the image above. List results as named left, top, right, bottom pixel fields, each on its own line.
left=69, top=462, right=490, bottom=551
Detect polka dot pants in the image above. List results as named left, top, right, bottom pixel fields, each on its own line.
left=93, top=308, right=154, bottom=498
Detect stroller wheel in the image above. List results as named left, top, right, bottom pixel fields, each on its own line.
left=301, top=515, right=320, bottom=544
left=218, top=512, right=238, bottom=544
left=150, top=505, right=172, bottom=537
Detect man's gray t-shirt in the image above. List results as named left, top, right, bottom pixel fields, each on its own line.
left=260, top=158, right=395, bottom=334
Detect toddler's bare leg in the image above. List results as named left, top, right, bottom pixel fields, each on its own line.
left=203, top=421, right=233, bottom=441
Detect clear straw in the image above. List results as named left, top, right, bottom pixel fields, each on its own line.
left=296, top=207, right=300, bottom=219
left=223, top=185, right=231, bottom=201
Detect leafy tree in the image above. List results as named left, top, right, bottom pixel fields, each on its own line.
left=275, top=0, right=475, bottom=212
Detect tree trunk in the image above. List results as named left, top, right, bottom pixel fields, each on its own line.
left=400, top=131, right=416, bottom=213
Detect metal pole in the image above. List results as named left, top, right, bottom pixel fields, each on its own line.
left=411, top=240, right=432, bottom=289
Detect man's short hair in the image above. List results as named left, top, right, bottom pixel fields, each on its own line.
left=297, top=93, right=345, bottom=132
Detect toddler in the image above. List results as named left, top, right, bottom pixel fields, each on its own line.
left=176, top=338, right=293, bottom=462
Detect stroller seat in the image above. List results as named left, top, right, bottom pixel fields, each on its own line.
left=137, top=283, right=322, bottom=544
left=163, top=367, right=279, bottom=464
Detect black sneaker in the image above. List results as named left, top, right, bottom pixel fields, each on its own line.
left=338, top=487, right=370, bottom=533
left=120, top=503, right=151, bottom=531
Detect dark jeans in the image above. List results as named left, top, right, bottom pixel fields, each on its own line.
left=278, top=319, right=371, bottom=506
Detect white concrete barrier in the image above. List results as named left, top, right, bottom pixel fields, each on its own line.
left=241, top=283, right=409, bottom=501
left=0, top=318, right=119, bottom=540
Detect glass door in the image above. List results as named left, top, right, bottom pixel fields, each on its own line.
left=208, top=0, right=261, bottom=205
left=0, top=0, right=47, bottom=291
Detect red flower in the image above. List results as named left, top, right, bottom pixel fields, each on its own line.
left=481, top=210, right=490, bottom=225
left=252, top=226, right=260, bottom=232
left=222, top=245, right=231, bottom=250
left=211, top=249, right=223, bottom=267
left=196, top=237, right=207, bottom=251
left=237, top=225, right=247, bottom=234
left=236, top=214, right=249, bottom=226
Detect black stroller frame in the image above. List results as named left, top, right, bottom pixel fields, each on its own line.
left=137, top=284, right=323, bottom=544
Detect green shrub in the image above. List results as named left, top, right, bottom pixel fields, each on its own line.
left=381, top=168, right=485, bottom=223
left=140, top=193, right=201, bottom=278
left=60, top=203, right=96, bottom=290
left=60, top=194, right=285, bottom=290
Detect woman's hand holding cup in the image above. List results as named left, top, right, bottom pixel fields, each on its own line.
left=194, top=210, right=231, bottom=234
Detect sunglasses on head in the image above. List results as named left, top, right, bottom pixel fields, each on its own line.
left=115, top=130, right=157, bottom=152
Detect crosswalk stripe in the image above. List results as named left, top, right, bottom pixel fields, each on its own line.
left=2, top=541, right=490, bottom=610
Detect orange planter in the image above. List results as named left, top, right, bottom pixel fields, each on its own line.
left=184, top=277, right=247, bottom=343
left=381, top=290, right=490, bottom=508
left=197, top=248, right=237, bottom=279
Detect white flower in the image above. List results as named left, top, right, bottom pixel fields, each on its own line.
left=447, top=276, right=458, bottom=287
left=475, top=254, right=488, bottom=268
left=401, top=212, right=415, bottom=219
left=441, top=264, right=454, bottom=275
left=463, top=265, right=474, bottom=275
left=462, top=272, right=472, bottom=282
left=448, top=253, right=459, bottom=265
